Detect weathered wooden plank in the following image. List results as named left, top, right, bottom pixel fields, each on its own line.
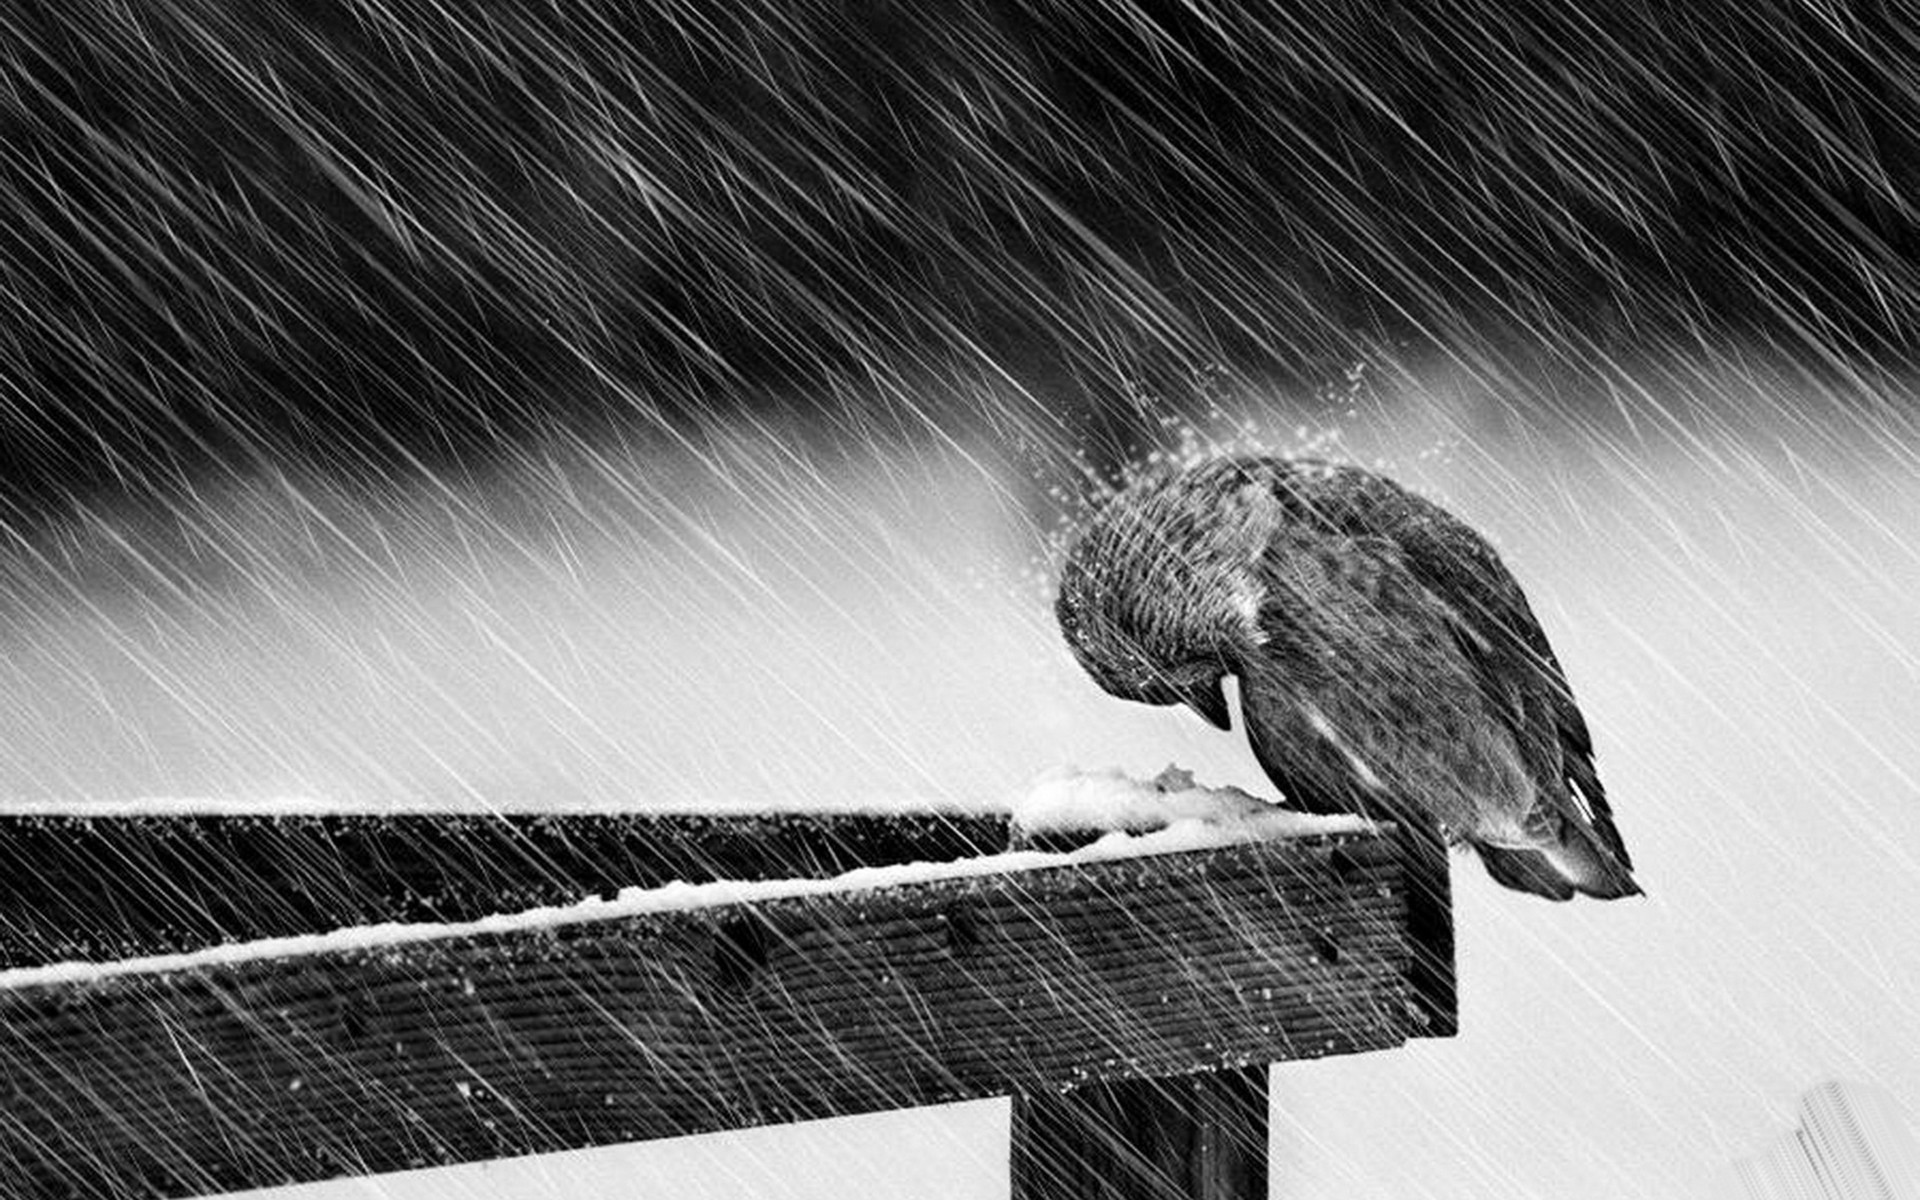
left=0, top=833, right=1411, bottom=1199
left=0, top=810, right=1011, bottom=967
left=0, top=808, right=1457, bottom=1043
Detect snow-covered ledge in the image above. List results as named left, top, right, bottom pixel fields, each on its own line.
left=0, top=769, right=1451, bottom=1200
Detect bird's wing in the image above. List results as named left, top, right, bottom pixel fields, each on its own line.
left=1254, top=458, right=1635, bottom=871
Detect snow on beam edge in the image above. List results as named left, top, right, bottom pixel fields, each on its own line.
left=0, top=766, right=1353, bottom=966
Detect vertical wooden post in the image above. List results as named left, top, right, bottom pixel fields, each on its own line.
left=1009, top=1066, right=1268, bottom=1200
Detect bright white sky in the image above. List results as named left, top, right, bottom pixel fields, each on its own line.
left=7, top=357, right=1918, bottom=1199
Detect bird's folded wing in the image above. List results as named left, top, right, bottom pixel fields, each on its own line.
left=1260, top=460, right=1635, bottom=871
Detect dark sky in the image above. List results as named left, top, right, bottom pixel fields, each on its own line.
left=5, top=0, right=1918, bottom=506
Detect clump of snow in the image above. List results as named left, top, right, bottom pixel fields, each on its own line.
left=1014, top=764, right=1372, bottom=840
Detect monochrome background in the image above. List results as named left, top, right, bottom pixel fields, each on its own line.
left=3, top=4, right=1916, bottom=1196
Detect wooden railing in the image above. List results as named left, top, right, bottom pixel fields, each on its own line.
left=0, top=808, right=1454, bottom=1199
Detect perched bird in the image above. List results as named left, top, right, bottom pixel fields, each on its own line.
left=1055, top=454, right=1639, bottom=900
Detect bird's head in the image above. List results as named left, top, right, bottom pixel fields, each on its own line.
left=1054, top=457, right=1278, bottom=731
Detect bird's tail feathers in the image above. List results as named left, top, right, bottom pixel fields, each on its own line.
left=1542, top=813, right=1643, bottom=900
left=1474, top=814, right=1641, bottom=902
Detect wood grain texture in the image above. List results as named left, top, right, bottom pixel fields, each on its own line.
left=0, top=810, right=1010, bottom=967
left=0, top=833, right=1412, bottom=1199
left=1392, top=816, right=1457, bottom=1038
left=1010, top=1066, right=1268, bottom=1200
left=1004, top=820, right=1455, bottom=1200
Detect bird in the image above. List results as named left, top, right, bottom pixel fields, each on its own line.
left=1054, top=453, right=1639, bottom=900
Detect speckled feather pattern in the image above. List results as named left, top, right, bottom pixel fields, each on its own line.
left=1056, top=454, right=1639, bottom=900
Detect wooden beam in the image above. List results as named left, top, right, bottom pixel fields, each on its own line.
left=0, top=808, right=1456, bottom=1039
left=0, top=833, right=1413, bottom=1199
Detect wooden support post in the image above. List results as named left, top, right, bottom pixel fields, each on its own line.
left=1010, top=1066, right=1267, bottom=1200
left=1006, top=814, right=1456, bottom=1197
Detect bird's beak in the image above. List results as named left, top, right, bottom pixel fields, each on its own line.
left=1176, top=677, right=1233, bottom=731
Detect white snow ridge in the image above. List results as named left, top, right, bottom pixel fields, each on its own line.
left=0, top=766, right=1367, bottom=991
